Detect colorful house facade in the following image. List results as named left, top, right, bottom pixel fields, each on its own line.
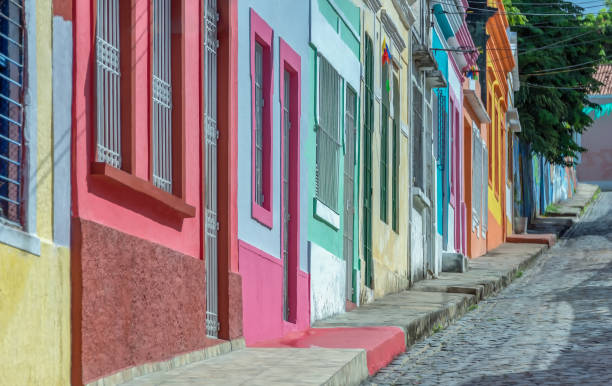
left=71, top=1, right=242, bottom=383
left=308, top=0, right=361, bottom=321
left=485, top=0, right=515, bottom=251
left=237, top=0, right=311, bottom=344
left=357, top=0, right=411, bottom=303
left=0, top=0, right=71, bottom=383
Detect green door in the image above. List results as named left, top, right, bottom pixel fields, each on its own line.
left=364, top=35, right=374, bottom=288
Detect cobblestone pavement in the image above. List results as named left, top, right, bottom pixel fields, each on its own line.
left=366, top=192, right=612, bottom=385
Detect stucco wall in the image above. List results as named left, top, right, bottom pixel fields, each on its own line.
left=72, top=0, right=203, bottom=258
left=74, top=219, right=213, bottom=384
left=367, top=1, right=410, bottom=299
left=236, top=0, right=310, bottom=273
left=0, top=1, right=71, bottom=384
left=239, top=240, right=310, bottom=344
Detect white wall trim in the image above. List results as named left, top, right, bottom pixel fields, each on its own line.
left=314, top=198, right=340, bottom=230
left=0, top=223, right=41, bottom=256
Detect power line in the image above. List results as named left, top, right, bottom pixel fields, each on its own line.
left=530, top=55, right=612, bottom=72
left=431, top=0, right=608, bottom=5
left=524, top=82, right=591, bottom=89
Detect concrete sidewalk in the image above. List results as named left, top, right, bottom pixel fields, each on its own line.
left=118, top=184, right=598, bottom=386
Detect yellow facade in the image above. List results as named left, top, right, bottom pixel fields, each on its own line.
left=0, top=1, right=71, bottom=384
left=358, top=1, right=411, bottom=302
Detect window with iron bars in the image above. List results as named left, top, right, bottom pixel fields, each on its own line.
left=380, top=62, right=389, bottom=223
left=96, top=0, right=122, bottom=169
left=152, top=0, right=173, bottom=193
left=315, top=56, right=341, bottom=212
left=0, top=0, right=24, bottom=226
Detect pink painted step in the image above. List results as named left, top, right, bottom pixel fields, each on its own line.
left=251, top=326, right=406, bottom=375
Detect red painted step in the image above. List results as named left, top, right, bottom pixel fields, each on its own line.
left=507, top=233, right=557, bottom=247
left=252, top=326, right=406, bottom=375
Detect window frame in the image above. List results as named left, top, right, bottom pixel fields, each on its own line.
left=380, top=62, right=389, bottom=223
left=249, top=9, right=273, bottom=228
left=314, top=54, right=342, bottom=229
left=90, top=0, right=193, bottom=218
left=279, top=37, right=301, bottom=323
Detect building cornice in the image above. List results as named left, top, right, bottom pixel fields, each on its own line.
left=363, top=0, right=382, bottom=13
left=391, top=0, right=416, bottom=29
left=381, top=10, right=406, bottom=52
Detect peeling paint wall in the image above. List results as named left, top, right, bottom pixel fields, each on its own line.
left=309, top=242, right=346, bottom=323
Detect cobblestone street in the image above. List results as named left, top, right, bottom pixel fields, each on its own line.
left=367, top=192, right=612, bottom=385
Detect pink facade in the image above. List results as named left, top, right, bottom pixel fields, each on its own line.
left=71, top=1, right=242, bottom=384
left=239, top=241, right=310, bottom=344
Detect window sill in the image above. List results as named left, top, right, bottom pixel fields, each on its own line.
left=252, top=201, right=273, bottom=229
left=0, top=222, right=41, bottom=256
left=90, top=162, right=196, bottom=218
left=313, top=198, right=340, bottom=230
left=412, top=187, right=431, bottom=208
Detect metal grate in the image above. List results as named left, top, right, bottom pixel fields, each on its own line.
left=0, top=0, right=24, bottom=225
left=282, top=70, right=290, bottom=320
left=96, top=0, right=122, bottom=168
left=343, top=87, right=356, bottom=300
left=380, top=63, right=389, bottom=222
left=254, top=43, right=264, bottom=206
left=152, top=0, right=173, bottom=193
left=412, top=82, right=424, bottom=191
left=315, top=56, right=341, bottom=212
left=204, top=0, right=219, bottom=338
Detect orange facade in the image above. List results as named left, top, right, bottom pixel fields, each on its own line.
left=485, top=1, right=515, bottom=251
left=463, top=77, right=490, bottom=258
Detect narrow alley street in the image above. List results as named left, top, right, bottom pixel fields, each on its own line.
left=367, top=193, right=612, bottom=385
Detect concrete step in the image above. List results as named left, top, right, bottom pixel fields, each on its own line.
left=252, top=327, right=405, bottom=376
left=121, top=347, right=367, bottom=386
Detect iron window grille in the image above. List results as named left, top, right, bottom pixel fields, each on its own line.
left=204, top=0, right=219, bottom=338
left=0, top=0, right=24, bottom=225
left=152, top=0, right=173, bottom=193
left=315, top=56, right=341, bottom=212
left=96, top=0, right=122, bottom=169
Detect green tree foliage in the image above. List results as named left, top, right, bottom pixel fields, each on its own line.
left=504, top=0, right=612, bottom=165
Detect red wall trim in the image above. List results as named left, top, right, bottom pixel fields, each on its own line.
left=217, top=0, right=241, bottom=340
left=278, top=38, right=301, bottom=324
left=249, top=8, right=273, bottom=228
